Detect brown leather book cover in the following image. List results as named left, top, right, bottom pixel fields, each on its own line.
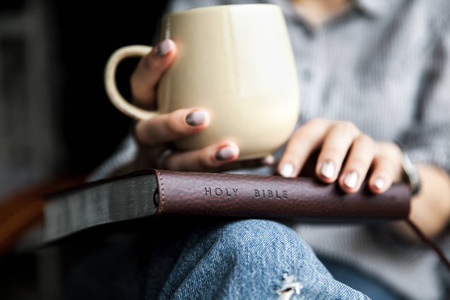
left=154, top=169, right=411, bottom=220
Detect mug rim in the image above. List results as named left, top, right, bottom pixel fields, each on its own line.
left=164, top=3, right=280, bottom=17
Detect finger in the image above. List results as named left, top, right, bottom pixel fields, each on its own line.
left=316, top=121, right=361, bottom=183
left=278, top=119, right=331, bottom=178
left=262, top=155, right=276, bottom=166
left=164, top=143, right=240, bottom=171
left=368, top=156, right=395, bottom=194
left=369, top=143, right=403, bottom=194
left=339, top=134, right=375, bottom=193
left=135, top=143, right=170, bottom=168
left=135, top=108, right=210, bottom=146
left=218, top=155, right=276, bottom=172
left=130, top=39, right=176, bottom=108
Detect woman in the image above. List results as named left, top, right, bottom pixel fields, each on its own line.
left=80, top=0, right=450, bottom=299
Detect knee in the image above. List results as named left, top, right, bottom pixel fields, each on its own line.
left=214, top=219, right=313, bottom=260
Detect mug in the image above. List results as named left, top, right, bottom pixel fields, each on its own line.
left=104, top=4, right=300, bottom=160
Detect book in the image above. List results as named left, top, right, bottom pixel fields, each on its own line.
left=43, top=169, right=411, bottom=244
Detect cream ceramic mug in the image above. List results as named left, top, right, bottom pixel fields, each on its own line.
left=105, top=4, right=300, bottom=160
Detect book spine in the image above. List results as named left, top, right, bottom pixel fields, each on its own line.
left=154, top=169, right=411, bottom=220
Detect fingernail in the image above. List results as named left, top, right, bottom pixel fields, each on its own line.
left=215, top=146, right=238, bottom=161
left=374, top=178, right=385, bottom=190
left=155, top=39, right=173, bottom=56
left=321, top=160, right=335, bottom=179
left=344, top=171, right=358, bottom=189
left=280, top=163, right=294, bottom=177
left=262, top=155, right=275, bottom=166
left=186, top=110, right=207, bottom=126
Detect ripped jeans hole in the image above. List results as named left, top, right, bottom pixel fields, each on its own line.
left=275, top=273, right=303, bottom=300
left=281, top=287, right=293, bottom=294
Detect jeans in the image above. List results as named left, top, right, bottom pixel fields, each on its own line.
left=320, top=257, right=403, bottom=300
left=66, top=219, right=372, bottom=300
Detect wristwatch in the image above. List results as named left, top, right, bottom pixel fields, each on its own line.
left=397, top=144, right=421, bottom=196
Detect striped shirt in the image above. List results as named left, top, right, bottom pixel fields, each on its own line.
left=91, top=0, right=450, bottom=299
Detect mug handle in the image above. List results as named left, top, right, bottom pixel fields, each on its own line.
left=104, top=45, right=157, bottom=120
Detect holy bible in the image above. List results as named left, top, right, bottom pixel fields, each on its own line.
left=43, top=169, right=411, bottom=244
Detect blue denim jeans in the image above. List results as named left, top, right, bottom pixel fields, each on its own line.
left=66, top=219, right=373, bottom=300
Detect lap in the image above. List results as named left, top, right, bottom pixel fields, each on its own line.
left=64, top=218, right=371, bottom=300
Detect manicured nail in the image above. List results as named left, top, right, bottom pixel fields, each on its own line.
left=186, top=110, right=207, bottom=126
left=344, top=171, right=358, bottom=188
left=280, top=163, right=294, bottom=177
left=374, top=178, right=385, bottom=190
left=215, top=146, right=238, bottom=161
left=155, top=39, right=173, bottom=56
left=321, top=161, right=335, bottom=179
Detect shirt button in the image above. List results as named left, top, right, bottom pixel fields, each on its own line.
left=302, top=69, right=312, bottom=81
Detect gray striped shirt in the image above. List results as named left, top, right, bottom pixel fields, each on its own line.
left=92, top=0, right=450, bottom=299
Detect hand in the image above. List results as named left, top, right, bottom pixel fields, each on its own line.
left=129, top=39, right=243, bottom=171
left=277, top=118, right=404, bottom=194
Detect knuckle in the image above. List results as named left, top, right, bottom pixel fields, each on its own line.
left=322, top=145, right=346, bottom=158
left=376, top=142, right=401, bottom=157
left=196, top=149, right=221, bottom=170
left=167, top=112, right=186, bottom=136
left=388, top=142, right=402, bottom=157
left=374, top=162, right=395, bottom=178
left=197, top=155, right=212, bottom=170
left=375, top=154, right=396, bottom=171
left=356, top=134, right=374, bottom=145
left=347, top=156, right=370, bottom=170
left=305, top=118, right=328, bottom=128
left=339, top=121, right=359, bottom=133
left=292, top=129, right=315, bottom=145
left=355, top=135, right=375, bottom=154
left=294, top=119, right=328, bottom=142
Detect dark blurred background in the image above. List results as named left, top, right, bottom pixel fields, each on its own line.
left=57, top=0, right=168, bottom=175
left=0, top=0, right=168, bottom=299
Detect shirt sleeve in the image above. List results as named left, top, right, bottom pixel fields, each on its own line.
left=400, top=17, right=450, bottom=173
